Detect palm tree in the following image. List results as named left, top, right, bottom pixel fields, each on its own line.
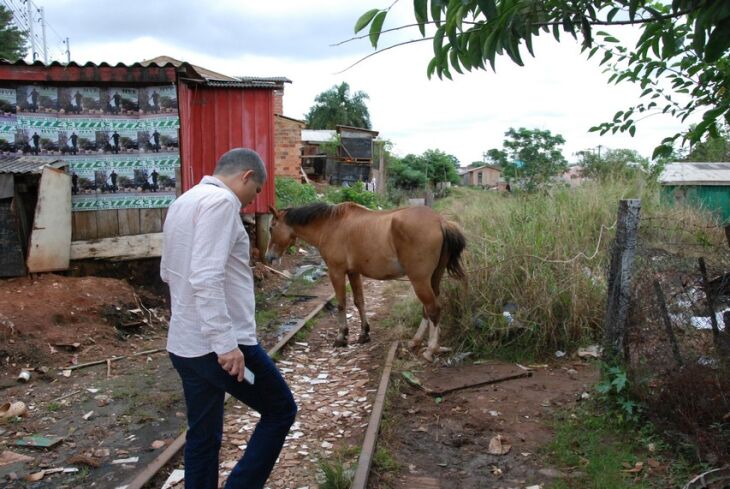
left=305, top=82, right=371, bottom=130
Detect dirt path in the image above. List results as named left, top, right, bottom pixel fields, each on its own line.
left=216, top=278, right=392, bottom=488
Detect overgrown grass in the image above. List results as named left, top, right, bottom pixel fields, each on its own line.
left=435, top=176, right=724, bottom=359
left=545, top=403, right=697, bottom=488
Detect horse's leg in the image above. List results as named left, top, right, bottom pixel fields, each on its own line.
left=430, top=264, right=451, bottom=354
left=409, top=279, right=442, bottom=362
left=408, top=314, right=429, bottom=350
left=330, top=270, right=349, bottom=347
left=347, top=272, right=370, bottom=344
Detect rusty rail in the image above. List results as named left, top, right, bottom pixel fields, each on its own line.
left=351, top=341, right=399, bottom=489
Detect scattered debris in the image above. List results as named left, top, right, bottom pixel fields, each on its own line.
left=554, top=350, right=566, bottom=358
left=161, top=469, right=185, bottom=489
left=577, top=345, right=602, bottom=359
left=112, top=457, right=139, bottom=464
left=14, top=435, right=63, bottom=449
left=17, top=370, right=31, bottom=382
left=0, top=401, right=27, bottom=419
left=151, top=440, right=166, bottom=450
left=25, top=471, right=46, bottom=482
left=487, top=435, right=511, bottom=455
left=82, top=410, right=94, bottom=420
left=622, top=461, right=644, bottom=473
left=68, top=454, right=102, bottom=468
left=0, top=450, right=33, bottom=467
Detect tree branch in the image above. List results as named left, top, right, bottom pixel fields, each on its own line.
left=335, top=37, right=434, bottom=74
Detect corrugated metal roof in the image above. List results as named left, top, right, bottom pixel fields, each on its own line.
left=0, top=58, right=180, bottom=69
left=0, top=156, right=67, bottom=174
left=660, top=162, right=730, bottom=186
left=301, top=129, right=336, bottom=143
left=205, top=78, right=290, bottom=89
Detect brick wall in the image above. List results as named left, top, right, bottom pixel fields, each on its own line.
left=274, top=115, right=304, bottom=178
left=274, top=90, right=284, bottom=116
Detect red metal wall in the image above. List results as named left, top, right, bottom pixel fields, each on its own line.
left=178, top=83, right=275, bottom=214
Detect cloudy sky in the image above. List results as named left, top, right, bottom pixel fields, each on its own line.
left=34, top=0, right=693, bottom=166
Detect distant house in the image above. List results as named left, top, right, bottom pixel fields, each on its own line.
left=459, top=164, right=502, bottom=188
left=560, top=165, right=587, bottom=187
left=659, top=162, right=730, bottom=223
left=300, top=125, right=379, bottom=185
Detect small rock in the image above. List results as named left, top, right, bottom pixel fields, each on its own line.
left=539, top=467, right=566, bottom=478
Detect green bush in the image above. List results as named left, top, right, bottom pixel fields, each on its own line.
left=275, top=177, right=319, bottom=208
left=326, top=181, right=387, bottom=209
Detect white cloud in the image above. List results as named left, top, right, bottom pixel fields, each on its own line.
left=48, top=0, right=697, bottom=166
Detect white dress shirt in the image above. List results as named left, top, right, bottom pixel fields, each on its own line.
left=161, top=175, right=257, bottom=357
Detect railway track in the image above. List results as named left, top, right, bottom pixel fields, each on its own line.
left=122, top=286, right=399, bottom=489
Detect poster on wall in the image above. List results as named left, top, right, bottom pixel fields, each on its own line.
left=59, top=87, right=103, bottom=115
left=104, top=87, right=139, bottom=115
left=139, top=85, right=177, bottom=114
left=16, top=86, right=58, bottom=113
left=0, top=88, right=16, bottom=116
left=0, top=83, right=180, bottom=210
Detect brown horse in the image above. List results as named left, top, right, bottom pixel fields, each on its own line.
left=265, top=202, right=466, bottom=361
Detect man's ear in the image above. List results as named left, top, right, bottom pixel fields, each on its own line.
left=242, top=169, right=256, bottom=182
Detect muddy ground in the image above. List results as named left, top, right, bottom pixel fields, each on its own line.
left=1, top=252, right=610, bottom=489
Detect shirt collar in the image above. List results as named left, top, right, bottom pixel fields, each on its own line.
left=200, top=175, right=242, bottom=205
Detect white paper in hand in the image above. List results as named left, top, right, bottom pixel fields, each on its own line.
left=243, top=366, right=255, bottom=385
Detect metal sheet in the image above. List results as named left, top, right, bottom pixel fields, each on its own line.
left=178, top=84, right=275, bottom=214
left=26, top=167, right=72, bottom=272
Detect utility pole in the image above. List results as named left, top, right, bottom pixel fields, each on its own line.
left=27, top=0, right=37, bottom=61
left=40, top=6, right=47, bottom=63
left=64, top=37, right=70, bottom=63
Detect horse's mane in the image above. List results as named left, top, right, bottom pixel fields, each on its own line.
left=283, top=202, right=366, bottom=226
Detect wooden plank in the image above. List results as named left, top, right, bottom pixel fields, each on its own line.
left=26, top=167, right=72, bottom=273
left=117, top=209, right=141, bottom=236
left=140, top=208, right=162, bottom=234
left=0, top=200, right=26, bottom=277
left=95, top=210, right=119, bottom=239
left=70, top=233, right=163, bottom=261
left=72, top=211, right=97, bottom=241
left=351, top=341, right=399, bottom=489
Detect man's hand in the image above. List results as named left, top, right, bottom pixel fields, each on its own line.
left=218, top=347, right=245, bottom=382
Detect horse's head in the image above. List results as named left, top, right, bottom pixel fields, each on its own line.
left=265, top=206, right=296, bottom=264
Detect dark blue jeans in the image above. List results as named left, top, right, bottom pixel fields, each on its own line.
left=169, top=344, right=297, bottom=489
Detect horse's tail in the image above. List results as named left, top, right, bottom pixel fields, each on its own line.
left=441, top=220, right=466, bottom=279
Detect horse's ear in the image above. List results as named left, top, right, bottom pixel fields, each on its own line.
left=268, top=205, right=279, bottom=219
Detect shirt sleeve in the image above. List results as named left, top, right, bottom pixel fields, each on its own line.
left=159, top=224, right=169, bottom=284
left=188, top=197, right=240, bottom=355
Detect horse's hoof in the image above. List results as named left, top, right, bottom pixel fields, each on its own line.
left=357, top=334, right=371, bottom=344
left=333, top=338, right=348, bottom=347
left=422, top=349, right=435, bottom=362
left=408, top=340, right=421, bottom=350
left=438, top=346, right=452, bottom=353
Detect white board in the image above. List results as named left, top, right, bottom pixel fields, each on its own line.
left=26, top=166, right=72, bottom=272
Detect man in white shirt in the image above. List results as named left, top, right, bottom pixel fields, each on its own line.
left=161, top=148, right=296, bottom=489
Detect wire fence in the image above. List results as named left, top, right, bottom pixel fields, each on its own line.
left=623, top=212, right=730, bottom=462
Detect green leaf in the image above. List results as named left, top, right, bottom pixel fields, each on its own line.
left=629, top=126, right=636, bottom=137
left=450, top=48, right=464, bottom=74
left=414, top=0, right=428, bottom=36
left=355, top=9, right=380, bottom=34
left=431, top=0, right=443, bottom=25
left=705, top=17, right=730, bottom=62
left=369, top=11, right=388, bottom=48
left=477, top=0, right=497, bottom=21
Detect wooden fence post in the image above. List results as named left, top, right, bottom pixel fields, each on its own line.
left=604, top=199, right=641, bottom=362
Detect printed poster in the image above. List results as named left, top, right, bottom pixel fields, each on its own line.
left=0, top=83, right=180, bottom=210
